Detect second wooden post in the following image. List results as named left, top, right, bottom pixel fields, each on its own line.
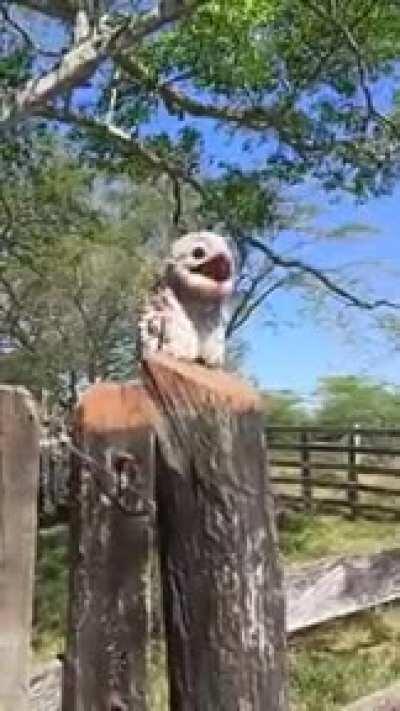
left=144, top=355, right=287, bottom=711
left=62, top=382, right=157, bottom=711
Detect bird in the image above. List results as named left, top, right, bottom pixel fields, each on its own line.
left=138, top=231, right=235, bottom=367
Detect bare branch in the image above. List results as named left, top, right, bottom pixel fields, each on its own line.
left=73, top=8, right=91, bottom=46
left=247, top=237, right=400, bottom=311
left=0, top=4, right=61, bottom=56
left=171, top=177, right=182, bottom=228
left=162, top=70, right=193, bottom=85
left=105, top=66, right=121, bottom=125
left=227, top=275, right=287, bottom=337
left=228, top=265, right=275, bottom=327
left=7, top=0, right=76, bottom=21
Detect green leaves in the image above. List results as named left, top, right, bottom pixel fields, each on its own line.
left=0, top=48, right=32, bottom=88
left=147, top=0, right=279, bottom=94
left=203, top=168, right=280, bottom=234
left=0, top=137, right=173, bottom=401
left=315, top=376, right=400, bottom=428
left=263, top=376, right=400, bottom=430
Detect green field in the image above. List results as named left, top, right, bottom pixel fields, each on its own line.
left=33, top=514, right=400, bottom=709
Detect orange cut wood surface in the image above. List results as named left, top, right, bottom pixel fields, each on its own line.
left=76, top=381, right=159, bottom=434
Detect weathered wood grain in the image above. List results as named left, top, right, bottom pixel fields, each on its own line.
left=286, top=548, right=400, bottom=634
left=0, top=386, right=40, bottom=711
left=62, top=382, right=158, bottom=711
left=143, top=354, right=288, bottom=711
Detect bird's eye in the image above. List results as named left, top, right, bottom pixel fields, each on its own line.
left=192, top=246, right=206, bottom=260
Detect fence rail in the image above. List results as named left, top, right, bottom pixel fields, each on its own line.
left=39, top=426, right=400, bottom=522
left=266, top=426, right=400, bottom=519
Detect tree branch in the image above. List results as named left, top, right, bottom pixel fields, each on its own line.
left=7, top=0, right=76, bottom=21
left=0, top=188, right=14, bottom=245
left=302, top=0, right=399, bottom=136
left=0, top=4, right=61, bottom=56
left=115, top=54, right=297, bottom=136
left=171, top=176, right=182, bottom=228
left=306, top=0, right=374, bottom=111
left=247, top=237, right=400, bottom=311
left=228, top=265, right=275, bottom=329
left=0, top=275, right=36, bottom=352
left=0, top=29, right=115, bottom=124
left=39, top=105, right=206, bottom=196
left=0, top=0, right=205, bottom=126
left=226, top=275, right=287, bottom=337
left=299, top=0, right=376, bottom=90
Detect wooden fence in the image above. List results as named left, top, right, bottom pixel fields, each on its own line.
left=39, top=425, right=400, bottom=524
left=266, top=426, right=400, bottom=519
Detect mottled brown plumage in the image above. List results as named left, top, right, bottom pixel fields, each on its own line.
left=138, top=231, right=235, bottom=366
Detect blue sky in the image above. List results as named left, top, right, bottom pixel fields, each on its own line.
left=242, top=187, right=400, bottom=395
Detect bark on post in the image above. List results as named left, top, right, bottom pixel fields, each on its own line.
left=143, top=354, right=288, bottom=711
left=0, top=387, right=40, bottom=711
left=62, top=382, right=158, bottom=711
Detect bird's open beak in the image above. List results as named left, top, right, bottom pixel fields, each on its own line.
left=190, top=253, right=232, bottom=283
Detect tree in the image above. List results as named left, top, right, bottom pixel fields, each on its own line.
left=0, top=238, right=141, bottom=401
left=313, top=376, right=400, bottom=428
left=0, top=138, right=176, bottom=404
left=263, top=390, right=310, bottom=428
left=0, top=0, right=400, bottom=333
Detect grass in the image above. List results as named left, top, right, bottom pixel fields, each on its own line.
left=280, top=512, right=400, bottom=709
left=290, top=607, right=400, bottom=710
left=33, top=526, right=68, bottom=660
left=32, top=513, right=400, bottom=709
left=279, top=511, right=400, bottom=564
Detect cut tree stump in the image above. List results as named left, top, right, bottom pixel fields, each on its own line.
left=62, top=382, right=158, bottom=711
left=0, top=387, right=40, bottom=711
left=143, top=354, right=288, bottom=711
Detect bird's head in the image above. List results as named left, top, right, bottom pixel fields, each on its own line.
left=167, top=231, right=234, bottom=301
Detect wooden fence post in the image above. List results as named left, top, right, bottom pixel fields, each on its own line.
left=144, top=355, right=288, bottom=711
left=62, top=382, right=158, bottom=711
left=0, top=386, right=39, bottom=711
left=348, top=427, right=360, bottom=518
left=300, top=430, right=312, bottom=512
